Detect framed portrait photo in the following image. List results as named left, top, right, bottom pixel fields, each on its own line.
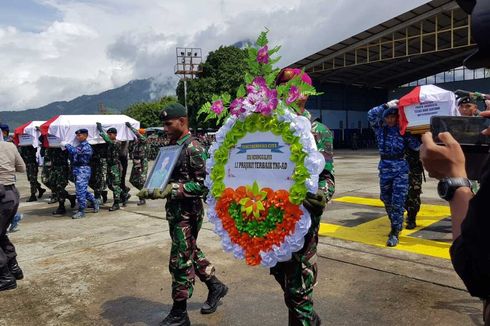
left=144, top=145, right=183, bottom=191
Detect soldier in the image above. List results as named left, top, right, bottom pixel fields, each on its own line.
left=119, top=141, right=131, bottom=205
left=138, top=103, right=228, bottom=326
left=126, top=122, right=148, bottom=206
left=61, top=129, right=99, bottom=219
left=89, top=143, right=109, bottom=205
left=96, top=124, right=123, bottom=211
left=368, top=100, right=420, bottom=247
left=18, top=145, right=46, bottom=202
left=49, top=146, right=76, bottom=216
left=457, top=96, right=480, bottom=116
left=273, top=68, right=335, bottom=325
left=404, top=141, right=424, bottom=230
left=40, top=139, right=58, bottom=204
left=0, top=124, right=13, bottom=142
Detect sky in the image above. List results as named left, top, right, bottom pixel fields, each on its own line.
left=0, top=0, right=429, bottom=111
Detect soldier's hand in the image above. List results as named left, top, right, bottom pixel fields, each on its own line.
left=151, top=184, right=173, bottom=199
left=303, top=191, right=326, bottom=217
left=136, top=188, right=150, bottom=199
left=386, top=99, right=399, bottom=108
left=125, top=122, right=132, bottom=128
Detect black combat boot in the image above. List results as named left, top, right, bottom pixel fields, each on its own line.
left=52, top=202, right=66, bottom=215
left=160, top=301, right=190, bottom=326
left=0, top=266, right=17, bottom=292
left=386, top=228, right=400, bottom=247
left=201, top=276, right=228, bottom=314
left=405, top=214, right=417, bottom=230
left=8, top=258, right=23, bottom=280
left=26, top=194, right=37, bottom=202
left=122, top=193, right=131, bottom=206
left=101, top=191, right=108, bottom=204
left=137, top=198, right=146, bottom=206
left=109, top=201, right=120, bottom=211
left=48, top=195, right=58, bottom=204
left=38, top=187, right=46, bottom=199
left=68, top=195, right=77, bottom=208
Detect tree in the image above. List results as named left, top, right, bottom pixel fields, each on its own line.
left=124, top=96, right=177, bottom=128
left=176, top=46, right=248, bottom=129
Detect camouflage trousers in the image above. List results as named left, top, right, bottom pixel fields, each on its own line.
left=90, top=158, right=107, bottom=197
left=167, top=199, right=215, bottom=302
left=129, top=158, right=148, bottom=190
left=270, top=217, right=320, bottom=326
left=26, top=163, right=42, bottom=195
left=73, top=166, right=95, bottom=211
left=107, top=163, right=122, bottom=203
left=42, top=165, right=69, bottom=201
left=41, top=165, right=54, bottom=191
left=379, top=165, right=409, bottom=231
left=404, top=172, right=422, bottom=220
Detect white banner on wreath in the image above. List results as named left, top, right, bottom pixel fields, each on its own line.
left=224, top=131, right=295, bottom=191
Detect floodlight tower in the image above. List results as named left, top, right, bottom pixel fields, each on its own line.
left=175, top=47, right=203, bottom=109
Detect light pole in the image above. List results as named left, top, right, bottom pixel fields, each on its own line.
left=175, top=47, right=203, bottom=110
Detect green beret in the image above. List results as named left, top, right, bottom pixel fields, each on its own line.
left=160, top=103, right=187, bottom=121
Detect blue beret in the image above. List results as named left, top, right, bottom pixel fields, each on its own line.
left=75, top=128, right=88, bottom=135
left=0, top=123, right=9, bottom=131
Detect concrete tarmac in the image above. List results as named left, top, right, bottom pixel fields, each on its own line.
left=0, top=150, right=483, bottom=326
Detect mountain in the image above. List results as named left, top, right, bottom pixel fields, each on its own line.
left=0, top=76, right=177, bottom=129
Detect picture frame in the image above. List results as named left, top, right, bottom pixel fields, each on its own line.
left=144, top=145, right=183, bottom=191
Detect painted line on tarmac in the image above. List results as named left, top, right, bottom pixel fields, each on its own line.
left=319, top=196, right=451, bottom=260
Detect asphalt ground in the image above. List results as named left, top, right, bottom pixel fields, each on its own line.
left=0, top=149, right=484, bottom=326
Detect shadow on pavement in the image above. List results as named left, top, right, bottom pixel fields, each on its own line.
left=432, top=299, right=483, bottom=326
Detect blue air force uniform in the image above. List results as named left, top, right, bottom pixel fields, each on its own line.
left=368, top=104, right=420, bottom=232
left=65, top=138, right=96, bottom=212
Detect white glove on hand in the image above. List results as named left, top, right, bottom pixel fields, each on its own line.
left=387, top=99, right=399, bottom=108
left=60, top=141, right=68, bottom=149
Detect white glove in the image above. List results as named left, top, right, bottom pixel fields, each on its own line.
left=386, top=99, right=399, bottom=108
left=60, top=141, right=68, bottom=149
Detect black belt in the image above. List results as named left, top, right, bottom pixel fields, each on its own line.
left=381, top=154, right=404, bottom=160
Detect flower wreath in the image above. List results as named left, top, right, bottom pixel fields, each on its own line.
left=200, top=31, right=325, bottom=267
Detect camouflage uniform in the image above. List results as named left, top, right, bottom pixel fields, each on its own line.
left=41, top=147, right=70, bottom=203
left=166, top=132, right=215, bottom=302
left=404, top=146, right=423, bottom=225
left=368, top=105, right=420, bottom=232
left=18, top=145, right=42, bottom=196
left=99, top=131, right=123, bottom=204
left=89, top=144, right=108, bottom=201
left=128, top=127, right=148, bottom=190
left=65, top=141, right=96, bottom=212
left=270, top=113, right=335, bottom=326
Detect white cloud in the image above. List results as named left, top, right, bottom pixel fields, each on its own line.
left=0, top=0, right=427, bottom=110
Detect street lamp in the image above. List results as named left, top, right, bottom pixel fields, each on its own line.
left=175, top=47, right=203, bottom=110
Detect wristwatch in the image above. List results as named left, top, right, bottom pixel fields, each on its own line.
left=437, top=177, right=472, bottom=201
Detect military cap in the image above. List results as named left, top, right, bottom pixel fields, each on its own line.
left=159, top=103, right=187, bottom=121
left=383, top=107, right=398, bottom=118
left=75, top=128, right=88, bottom=135
left=457, top=96, right=476, bottom=106
left=107, top=127, right=117, bottom=134
left=0, top=123, right=10, bottom=131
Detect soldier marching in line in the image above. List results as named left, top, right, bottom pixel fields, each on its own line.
left=126, top=122, right=148, bottom=206
left=17, top=145, right=46, bottom=202
left=96, top=123, right=123, bottom=212
left=89, top=143, right=109, bottom=205
left=138, top=103, right=228, bottom=326
left=404, top=140, right=424, bottom=230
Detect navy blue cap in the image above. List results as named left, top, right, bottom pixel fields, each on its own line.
left=75, top=128, right=89, bottom=135
left=383, top=107, right=398, bottom=118
left=0, top=123, right=9, bottom=131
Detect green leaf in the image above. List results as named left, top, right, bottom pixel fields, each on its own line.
left=256, top=201, right=264, bottom=211
left=236, top=84, right=246, bottom=98
left=253, top=209, right=260, bottom=219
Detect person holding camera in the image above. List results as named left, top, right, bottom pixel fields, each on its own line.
left=0, top=137, right=26, bottom=291
left=420, top=109, right=490, bottom=325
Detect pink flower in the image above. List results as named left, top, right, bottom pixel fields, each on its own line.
left=257, top=45, right=269, bottom=64
left=230, top=98, right=246, bottom=116
left=211, top=100, right=224, bottom=115
left=255, top=88, right=278, bottom=115
left=246, top=76, right=267, bottom=95
left=286, top=85, right=300, bottom=105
